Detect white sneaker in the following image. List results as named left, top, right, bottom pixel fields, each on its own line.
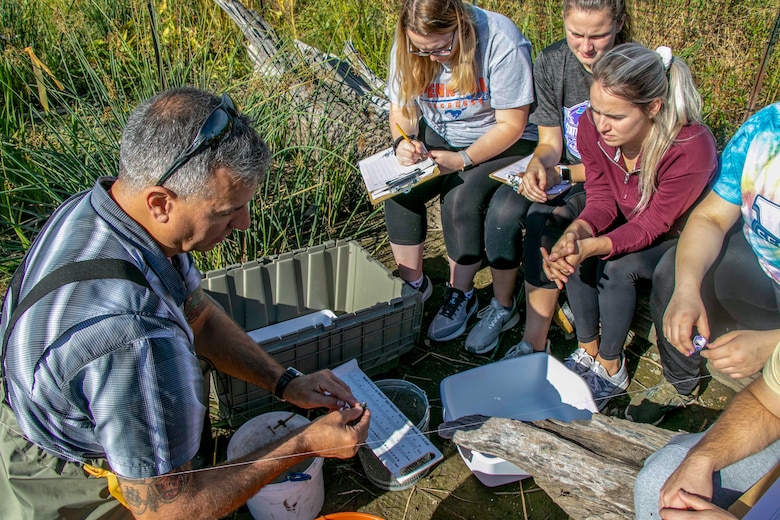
left=502, top=339, right=551, bottom=359
left=564, top=347, right=595, bottom=375
left=464, top=297, right=520, bottom=355
left=427, top=284, right=478, bottom=341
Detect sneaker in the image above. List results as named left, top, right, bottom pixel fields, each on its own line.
left=625, top=381, right=699, bottom=425
left=564, top=347, right=595, bottom=375
left=502, top=339, right=551, bottom=360
left=585, top=357, right=629, bottom=411
left=412, top=275, right=433, bottom=303
left=464, top=297, right=520, bottom=354
left=427, top=284, right=478, bottom=341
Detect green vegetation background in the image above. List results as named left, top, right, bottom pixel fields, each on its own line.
left=1, top=0, right=778, bottom=284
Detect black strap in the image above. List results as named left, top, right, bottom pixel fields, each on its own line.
left=1, top=259, right=151, bottom=403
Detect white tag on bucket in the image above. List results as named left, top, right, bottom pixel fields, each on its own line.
left=332, top=359, right=443, bottom=484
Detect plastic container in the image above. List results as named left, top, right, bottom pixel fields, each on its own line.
left=440, top=353, right=598, bottom=487
left=227, top=412, right=324, bottom=520
left=202, top=240, right=424, bottom=426
left=358, top=379, right=431, bottom=491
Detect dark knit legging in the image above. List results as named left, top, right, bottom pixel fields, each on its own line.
left=384, top=121, right=535, bottom=269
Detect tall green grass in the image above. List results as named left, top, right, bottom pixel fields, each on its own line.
left=1, top=0, right=779, bottom=286
left=0, top=0, right=386, bottom=283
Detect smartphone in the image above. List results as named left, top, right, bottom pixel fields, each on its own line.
left=545, top=180, right=572, bottom=197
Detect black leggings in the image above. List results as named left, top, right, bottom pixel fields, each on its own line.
left=523, top=185, right=586, bottom=288
left=384, top=122, right=536, bottom=269
left=567, top=238, right=678, bottom=361
left=651, top=224, right=780, bottom=394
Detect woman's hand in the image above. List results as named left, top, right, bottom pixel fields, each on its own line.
left=429, top=149, right=467, bottom=174
left=395, top=139, right=429, bottom=166
left=521, top=159, right=560, bottom=203
left=703, top=329, right=780, bottom=379
left=541, top=229, right=584, bottom=289
left=663, top=286, right=709, bottom=356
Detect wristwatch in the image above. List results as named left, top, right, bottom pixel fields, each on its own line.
left=558, top=165, right=571, bottom=183
left=459, top=150, right=473, bottom=170
left=274, top=367, right=304, bottom=401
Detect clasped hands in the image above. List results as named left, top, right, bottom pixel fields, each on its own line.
left=541, top=227, right=591, bottom=290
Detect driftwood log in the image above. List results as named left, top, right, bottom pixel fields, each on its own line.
left=452, top=414, right=679, bottom=519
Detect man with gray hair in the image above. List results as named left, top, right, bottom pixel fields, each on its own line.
left=0, top=87, right=370, bottom=519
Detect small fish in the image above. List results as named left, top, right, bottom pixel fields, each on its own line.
left=690, top=335, right=708, bottom=356
left=348, top=402, right=368, bottom=427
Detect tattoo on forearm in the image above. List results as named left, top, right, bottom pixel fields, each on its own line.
left=122, top=465, right=192, bottom=514
left=184, top=288, right=209, bottom=323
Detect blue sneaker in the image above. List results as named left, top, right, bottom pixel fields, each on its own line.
left=427, top=284, right=477, bottom=341
left=564, top=347, right=595, bottom=375
left=584, top=356, right=629, bottom=411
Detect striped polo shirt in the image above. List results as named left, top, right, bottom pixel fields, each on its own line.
left=0, top=177, right=205, bottom=479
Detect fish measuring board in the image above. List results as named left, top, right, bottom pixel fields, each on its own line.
left=332, top=359, right=443, bottom=484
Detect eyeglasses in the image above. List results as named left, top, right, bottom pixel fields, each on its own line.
left=407, top=31, right=456, bottom=57
left=155, top=93, right=237, bottom=187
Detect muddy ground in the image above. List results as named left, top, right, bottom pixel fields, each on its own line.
left=220, top=230, right=738, bottom=520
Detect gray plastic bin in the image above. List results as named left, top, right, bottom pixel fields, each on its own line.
left=201, top=239, right=423, bottom=426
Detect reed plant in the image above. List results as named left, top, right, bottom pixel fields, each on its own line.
left=0, top=0, right=386, bottom=285
left=1, top=0, right=779, bottom=287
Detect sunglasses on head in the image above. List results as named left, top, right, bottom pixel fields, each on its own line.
left=407, top=30, right=456, bottom=57
left=155, top=93, right=237, bottom=187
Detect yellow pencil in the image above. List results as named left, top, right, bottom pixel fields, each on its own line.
left=395, top=123, right=412, bottom=144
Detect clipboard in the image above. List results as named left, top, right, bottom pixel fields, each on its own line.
left=489, top=155, right=572, bottom=196
left=332, top=359, right=443, bottom=484
left=358, top=146, right=440, bottom=205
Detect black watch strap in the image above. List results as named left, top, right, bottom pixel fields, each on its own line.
left=559, top=166, right=571, bottom=182
left=274, top=367, right=304, bottom=401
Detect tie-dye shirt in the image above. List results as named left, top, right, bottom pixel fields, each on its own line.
left=713, top=102, right=780, bottom=284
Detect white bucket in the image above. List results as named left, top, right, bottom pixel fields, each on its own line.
left=227, top=412, right=325, bottom=520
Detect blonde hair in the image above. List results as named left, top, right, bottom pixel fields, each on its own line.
left=391, top=0, right=477, bottom=119
left=590, top=43, right=703, bottom=213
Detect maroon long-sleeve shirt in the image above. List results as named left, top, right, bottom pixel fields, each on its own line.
left=576, top=111, right=718, bottom=258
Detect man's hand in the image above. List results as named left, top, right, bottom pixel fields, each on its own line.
left=283, top=369, right=358, bottom=410
left=703, top=329, right=780, bottom=379
left=659, top=454, right=715, bottom=512
left=663, top=286, right=710, bottom=356
left=660, top=489, right=736, bottom=519
left=303, top=406, right=371, bottom=459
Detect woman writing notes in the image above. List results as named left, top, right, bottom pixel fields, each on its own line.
left=542, top=43, right=718, bottom=409
left=386, top=0, right=536, bottom=345
left=504, top=0, right=632, bottom=358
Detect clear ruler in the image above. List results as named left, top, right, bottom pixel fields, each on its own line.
left=332, top=359, right=443, bottom=484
